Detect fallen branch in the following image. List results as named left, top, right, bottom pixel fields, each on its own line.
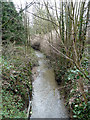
left=47, top=41, right=74, bottom=63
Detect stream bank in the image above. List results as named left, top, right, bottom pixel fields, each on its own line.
left=2, top=45, right=38, bottom=118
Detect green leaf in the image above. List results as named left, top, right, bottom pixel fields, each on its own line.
left=73, top=115, right=77, bottom=118
left=77, top=75, right=80, bottom=79
left=77, top=111, right=81, bottom=115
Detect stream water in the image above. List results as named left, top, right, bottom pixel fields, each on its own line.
left=31, top=51, right=69, bottom=118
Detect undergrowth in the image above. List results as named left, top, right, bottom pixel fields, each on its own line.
left=51, top=57, right=89, bottom=120
left=65, top=66, right=89, bottom=120
left=1, top=44, right=38, bottom=118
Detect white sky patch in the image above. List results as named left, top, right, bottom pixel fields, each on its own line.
left=12, top=0, right=86, bottom=12
left=12, top=0, right=87, bottom=25
left=12, top=0, right=34, bottom=23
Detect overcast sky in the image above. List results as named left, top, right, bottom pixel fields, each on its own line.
left=12, top=0, right=60, bottom=23
left=12, top=0, right=85, bottom=12
left=12, top=0, right=86, bottom=24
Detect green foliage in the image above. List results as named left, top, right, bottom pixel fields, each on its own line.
left=2, top=2, right=26, bottom=44
left=2, top=90, right=27, bottom=118
left=72, top=101, right=90, bottom=120
left=2, top=57, right=28, bottom=118
left=64, top=66, right=89, bottom=119
left=1, top=45, right=38, bottom=118
left=52, top=56, right=89, bottom=119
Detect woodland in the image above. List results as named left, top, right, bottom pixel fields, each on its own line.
left=0, top=0, right=90, bottom=119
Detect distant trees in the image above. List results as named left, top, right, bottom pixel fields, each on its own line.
left=32, top=3, right=56, bottom=34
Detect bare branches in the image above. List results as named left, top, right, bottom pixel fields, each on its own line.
left=47, top=41, right=74, bottom=63
left=27, top=11, right=59, bottom=27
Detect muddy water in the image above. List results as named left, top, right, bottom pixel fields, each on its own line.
left=31, top=51, right=68, bottom=118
